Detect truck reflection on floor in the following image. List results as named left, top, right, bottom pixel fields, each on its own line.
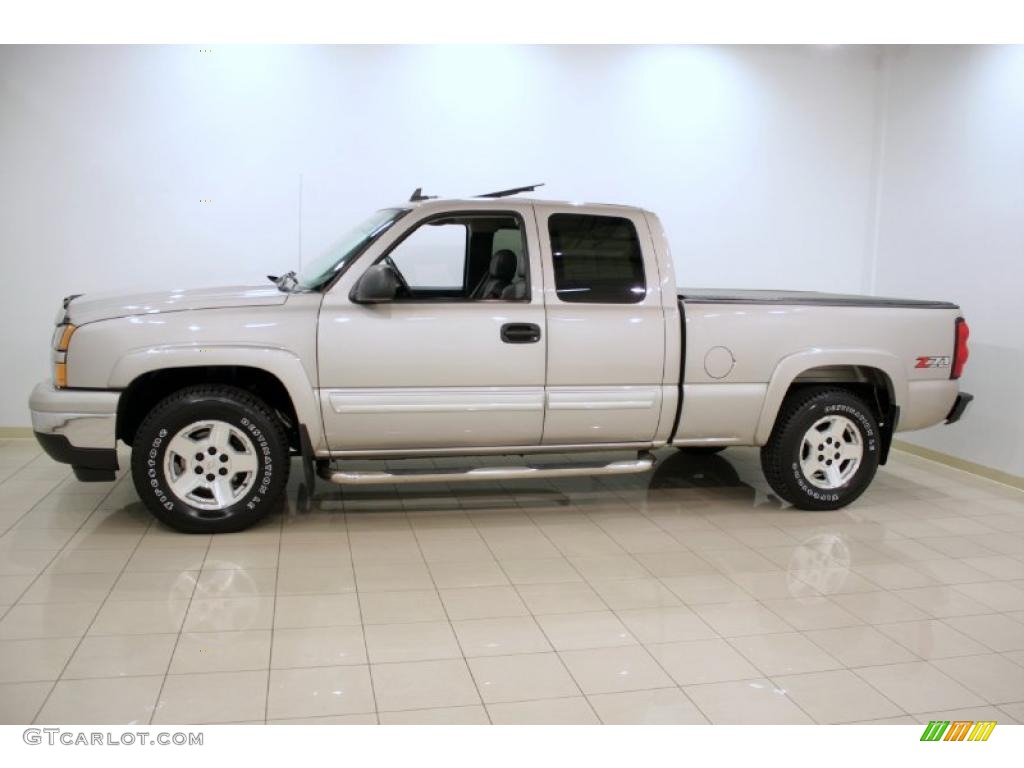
left=647, top=450, right=854, bottom=599
left=288, top=449, right=856, bottom=601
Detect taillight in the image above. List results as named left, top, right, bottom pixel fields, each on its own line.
left=951, top=317, right=969, bottom=379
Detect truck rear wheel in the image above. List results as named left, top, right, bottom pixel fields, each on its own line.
left=760, top=387, right=880, bottom=510
left=130, top=385, right=290, bottom=533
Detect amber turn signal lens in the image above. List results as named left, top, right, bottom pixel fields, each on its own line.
left=54, top=362, right=67, bottom=388
left=56, top=324, right=76, bottom=352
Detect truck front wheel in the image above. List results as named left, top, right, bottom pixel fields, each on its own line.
left=130, top=385, right=290, bottom=533
left=760, top=387, right=880, bottom=510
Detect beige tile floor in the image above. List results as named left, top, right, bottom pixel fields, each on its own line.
left=0, top=438, right=1022, bottom=725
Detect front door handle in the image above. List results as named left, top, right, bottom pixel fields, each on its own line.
left=501, top=323, right=541, bottom=344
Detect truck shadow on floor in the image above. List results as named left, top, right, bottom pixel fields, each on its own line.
left=646, top=450, right=783, bottom=509
left=648, top=451, right=749, bottom=490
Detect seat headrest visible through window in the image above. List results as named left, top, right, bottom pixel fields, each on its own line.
left=514, top=250, right=526, bottom=277
left=490, top=249, right=518, bottom=281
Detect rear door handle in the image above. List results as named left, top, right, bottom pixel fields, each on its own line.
left=501, top=323, right=542, bottom=344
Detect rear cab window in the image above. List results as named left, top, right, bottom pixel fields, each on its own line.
left=548, top=214, right=646, bottom=303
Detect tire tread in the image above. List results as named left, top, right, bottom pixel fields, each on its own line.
left=760, top=386, right=877, bottom=510
left=130, top=384, right=290, bottom=533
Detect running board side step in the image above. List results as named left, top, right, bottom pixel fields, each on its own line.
left=317, top=452, right=656, bottom=486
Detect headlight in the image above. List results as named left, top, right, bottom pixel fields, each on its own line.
left=52, top=323, right=76, bottom=388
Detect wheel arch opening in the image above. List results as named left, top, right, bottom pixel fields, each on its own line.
left=116, top=366, right=300, bottom=452
left=788, top=364, right=898, bottom=463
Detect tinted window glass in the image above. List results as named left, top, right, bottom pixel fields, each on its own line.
left=548, top=214, right=646, bottom=303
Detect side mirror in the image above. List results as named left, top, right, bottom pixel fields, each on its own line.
left=350, top=263, right=399, bottom=304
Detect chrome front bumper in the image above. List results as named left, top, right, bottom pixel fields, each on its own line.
left=29, top=381, right=120, bottom=479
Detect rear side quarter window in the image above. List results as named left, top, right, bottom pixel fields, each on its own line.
left=548, top=214, right=646, bottom=303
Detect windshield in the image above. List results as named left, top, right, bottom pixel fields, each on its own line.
left=296, top=208, right=408, bottom=290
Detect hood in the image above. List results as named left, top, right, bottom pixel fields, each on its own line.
left=64, top=284, right=288, bottom=325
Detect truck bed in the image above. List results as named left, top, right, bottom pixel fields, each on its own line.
left=679, top=288, right=958, bottom=309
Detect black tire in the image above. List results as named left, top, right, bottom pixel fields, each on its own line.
left=675, top=446, right=726, bottom=455
left=760, top=387, right=880, bottom=510
left=131, top=385, right=290, bottom=533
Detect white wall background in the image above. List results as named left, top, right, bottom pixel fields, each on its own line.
left=872, top=45, right=1024, bottom=478
left=0, top=45, right=1019, bottom=480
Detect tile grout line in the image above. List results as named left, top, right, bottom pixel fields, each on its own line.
left=3, top=445, right=1023, bottom=724
left=30, top=484, right=156, bottom=723
left=262, top=497, right=287, bottom=724
left=510, top=474, right=712, bottom=724
left=0, top=442, right=63, bottom=526
left=145, top=529, right=214, bottom=726
left=576, top=476, right=725, bottom=724
left=406, top=500, right=491, bottom=724
left=462, top=485, right=594, bottom=723
left=0, top=468, right=109, bottom=618
left=574, top=474, right=823, bottom=723
left=344, top=501, right=381, bottom=724
left=845, top=660, right=978, bottom=719
left=7, top=643, right=1016, bottom=685
left=723, top=631, right=893, bottom=723
left=596, top=494, right=737, bottom=725
left=1, top=471, right=128, bottom=720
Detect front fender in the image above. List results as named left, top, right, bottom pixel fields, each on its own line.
left=108, top=344, right=324, bottom=449
left=753, top=348, right=907, bottom=445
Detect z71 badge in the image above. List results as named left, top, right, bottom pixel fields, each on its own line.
left=916, top=355, right=952, bottom=369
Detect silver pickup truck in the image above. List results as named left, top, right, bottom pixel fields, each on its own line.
left=29, top=188, right=973, bottom=533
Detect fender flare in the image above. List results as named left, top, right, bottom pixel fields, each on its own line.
left=108, top=344, right=326, bottom=450
left=753, top=348, right=907, bottom=445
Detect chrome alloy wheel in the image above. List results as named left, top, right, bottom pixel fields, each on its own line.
left=798, top=415, right=863, bottom=490
left=163, top=420, right=259, bottom=510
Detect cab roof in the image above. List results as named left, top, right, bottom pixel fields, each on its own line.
left=401, top=196, right=652, bottom=216
left=399, top=184, right=651, bottom=215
